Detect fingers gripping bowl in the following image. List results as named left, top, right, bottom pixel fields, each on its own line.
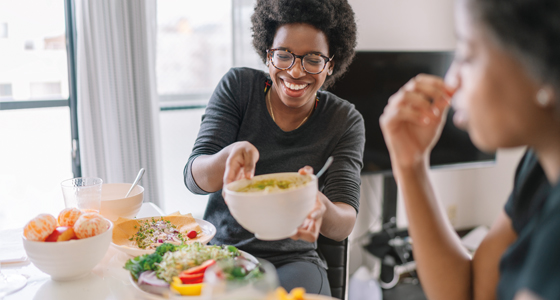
left=223, top=172, right=317, bottom=241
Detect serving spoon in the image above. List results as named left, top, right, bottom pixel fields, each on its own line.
left=125, top=168, right=145, bottom=198
left=315, top=156, right=334, bottom=179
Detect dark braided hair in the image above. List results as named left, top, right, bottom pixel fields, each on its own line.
left=467, top=0, right=560, bottom=103
left=251, top=0, right=357, bottom=89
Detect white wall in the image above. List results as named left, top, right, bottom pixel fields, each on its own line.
left=347, top=0, right=526, bottom=275
left=351, top=0, right=455, bottom=51
left=397, top=148, right=524, bottom=229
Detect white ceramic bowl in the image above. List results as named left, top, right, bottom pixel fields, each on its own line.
left=223, top=172, right=317, bottom=241
left=22, top=221, right=114, bottom=281
left=99, top=183, right=144, bottom=221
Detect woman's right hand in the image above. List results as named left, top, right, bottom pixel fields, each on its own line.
left=223, top=141, right=260, bottom=186
left=380, top=74, right=454, bottom=170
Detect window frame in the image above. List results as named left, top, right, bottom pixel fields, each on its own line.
left=0, top=0, right=81, bottom=177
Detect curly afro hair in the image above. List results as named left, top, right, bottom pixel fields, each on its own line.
left=251, top=0, right=357, bottom=89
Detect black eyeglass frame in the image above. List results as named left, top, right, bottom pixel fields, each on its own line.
left=266, top=48, right=334, bottom=75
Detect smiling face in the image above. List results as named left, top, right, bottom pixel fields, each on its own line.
left=268, top=23, right=333, bottom=110
left=445, top=0, right=547, bottom=152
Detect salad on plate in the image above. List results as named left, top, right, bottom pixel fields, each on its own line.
left=125, top=242, right=263, bottom=298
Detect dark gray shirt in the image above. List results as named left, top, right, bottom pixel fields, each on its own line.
left=499, top=150, right=560, bottom=299
left=184, top=67, right=365, bottom=268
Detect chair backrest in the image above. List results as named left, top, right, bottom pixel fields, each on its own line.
left=317, top=235, right=349, bottom=300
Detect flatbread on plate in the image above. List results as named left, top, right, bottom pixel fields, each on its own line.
left=112, top=212, right=204, bottom=249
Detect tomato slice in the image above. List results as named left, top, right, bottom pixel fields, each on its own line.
left=183, top=259, right=216, bottom=275
left=178, top=272, right=204, bottom=284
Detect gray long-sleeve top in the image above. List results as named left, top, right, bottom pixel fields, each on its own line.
left=184, top=67, right=365, bottom=268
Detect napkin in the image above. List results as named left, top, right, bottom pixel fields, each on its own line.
left=0, top=228, right=28, bottom=263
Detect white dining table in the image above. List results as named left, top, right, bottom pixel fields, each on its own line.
left=1, top=202, right=167, bottom=300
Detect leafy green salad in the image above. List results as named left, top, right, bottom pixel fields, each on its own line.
left=124, top=242, right=240, bottom=283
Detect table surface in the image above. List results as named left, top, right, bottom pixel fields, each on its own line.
left=2, top=202, right=167, bottom=300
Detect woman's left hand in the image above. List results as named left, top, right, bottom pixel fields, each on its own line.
left=290, top=166, right=327, bottom=243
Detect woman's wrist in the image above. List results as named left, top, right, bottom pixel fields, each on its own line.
left=320, top=200, right=356, bottom=241
left=393, top=156, right=429, bottom=183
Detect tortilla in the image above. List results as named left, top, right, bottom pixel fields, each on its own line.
left=112, top=212, right=204, bottom=249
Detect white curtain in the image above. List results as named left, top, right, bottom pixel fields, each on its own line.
left=75, top=0, right=162, bottom=205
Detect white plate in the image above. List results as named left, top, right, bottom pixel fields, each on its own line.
left=129, top=273, right=202, bottom=300
left=112, top=218, right=217, bottom=257
left=128, top=250, right=258, bottom=300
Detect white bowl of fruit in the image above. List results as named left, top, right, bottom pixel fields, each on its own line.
left=22, top=208, right=113, bottom=281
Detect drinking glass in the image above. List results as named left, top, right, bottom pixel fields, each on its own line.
left=199, top=257, right=279, bottom=300
left=61, top=177, right=103, bottom=212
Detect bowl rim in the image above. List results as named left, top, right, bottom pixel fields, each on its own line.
left=22, top=218, right=114, bottom=244
left=223, top=172, right=317, bottom=197
left=60, top=177, right=103, bottom=187
left=100, top=183, right=144, bottom=200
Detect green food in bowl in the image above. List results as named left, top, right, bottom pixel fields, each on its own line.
left=235, top=175, right=311, bottom=193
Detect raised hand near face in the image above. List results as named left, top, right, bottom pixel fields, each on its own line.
left=380, top=74, right=455, bottom=170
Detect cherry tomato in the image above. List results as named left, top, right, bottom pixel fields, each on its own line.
left=187, top=230, right=197, bottom=239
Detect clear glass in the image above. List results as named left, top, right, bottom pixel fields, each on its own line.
left=0, top=0, right=69, bottom=101
left=156, top=0, right=232, bottom=98
left=0, top=107, right=72, bottom=231
left=60, top=177, right=103, bottom=212
left=200, top=257, right=279, bottom=300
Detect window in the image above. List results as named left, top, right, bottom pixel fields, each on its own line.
left=30, top=82, right=62, bottom=98
left=156, top=0, right=232, bottom=217
left=156, top=0, right=265, bottom=217
left=0, top=83, right=11, bottom=98
left=0, top=23, right=7, bottom=38
left=24, top=40, right=34, bottom=50
left=157, top=0, right=232, bottom=108
left=0, top=1, right=69, bottom=102
left=0, top=0, right=74, bottom=231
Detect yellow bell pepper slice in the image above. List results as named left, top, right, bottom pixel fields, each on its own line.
left=290, top=287, right=306, bottom=300
left=170, top=276, right=204, bottom=296
left=273, top=287, right=308, bottom=300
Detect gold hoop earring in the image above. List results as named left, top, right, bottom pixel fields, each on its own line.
left=536, top=88, right=551, bottom=107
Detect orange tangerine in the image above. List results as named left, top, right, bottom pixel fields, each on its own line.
left=23, top=214, right=57, bottom=241
left=73, top=213, right=109, bottom=239
left=57, top=207, right=83, bottom=227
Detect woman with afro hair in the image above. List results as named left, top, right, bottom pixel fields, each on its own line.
left=184, top=0, right=364, bottom=295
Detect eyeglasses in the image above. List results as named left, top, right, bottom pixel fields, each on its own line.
left=266, top=48, right=334, bottom=75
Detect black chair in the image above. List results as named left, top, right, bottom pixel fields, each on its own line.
left=317, top=235, right=349, bottom=300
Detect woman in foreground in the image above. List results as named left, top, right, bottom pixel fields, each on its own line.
left=380, top=0, right=560, bottom=299
left=184, top=0, right=364, bottom=295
